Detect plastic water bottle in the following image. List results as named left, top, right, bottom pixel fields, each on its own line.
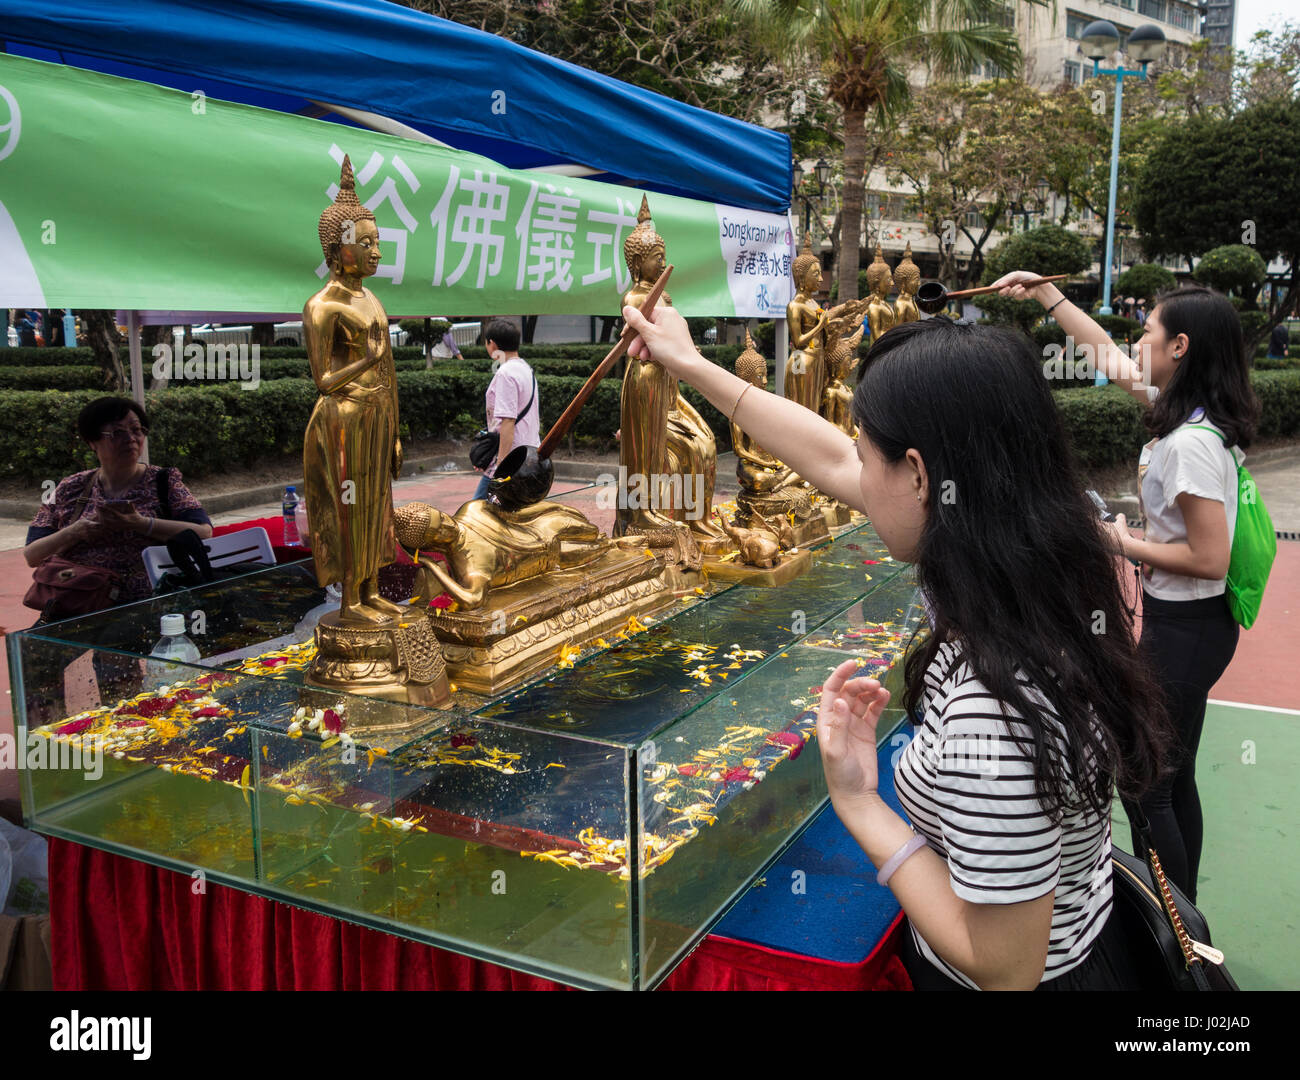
left=283, top=485, right=302, bottom=546
left=146, top=613, right=201, bottom=689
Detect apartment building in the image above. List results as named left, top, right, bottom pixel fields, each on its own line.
left=830, top=0, right=1209, bottom=282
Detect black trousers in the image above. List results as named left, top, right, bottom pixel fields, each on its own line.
left=899, top=906, right=1141, bottom=990
left=1123, top=591, right=1239, bottom=905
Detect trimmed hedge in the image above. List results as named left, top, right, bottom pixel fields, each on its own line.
left=2, top=361, right=1295, bottom=483
left=0, top=346, right=98, bottom=367
left=0, top=365, right=106, bottom=391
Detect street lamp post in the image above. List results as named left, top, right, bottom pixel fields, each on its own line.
left=792, top=157, right=832, bottom=250
left=1081, top=20, right=1166, bottom=318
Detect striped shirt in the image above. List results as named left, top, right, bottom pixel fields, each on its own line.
left=894, top=640, right=1112, bottom=988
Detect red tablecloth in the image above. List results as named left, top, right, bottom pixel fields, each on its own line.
left=48, top=839, right=910, bottom=991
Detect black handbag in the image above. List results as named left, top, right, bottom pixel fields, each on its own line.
left=470, top=370, right=536, bottom=471
left=1110, top=806, right=1239, bottom=990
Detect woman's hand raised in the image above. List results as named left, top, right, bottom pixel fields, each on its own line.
left=816, top=658, right=892, bottom=807
left=989, top=270, right=1064, bottom=306
left=621, top=305, right=707, bottom=382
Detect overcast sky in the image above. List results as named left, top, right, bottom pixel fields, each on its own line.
left=1233, top=0, right=1294, bottom=50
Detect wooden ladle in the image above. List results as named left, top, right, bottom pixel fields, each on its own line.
left=916, top=274, right=1068, bottom=315
left=488, top=265, right=673, bottom=511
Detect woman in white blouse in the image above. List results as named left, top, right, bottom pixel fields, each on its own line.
left=622, top=300, right=1171, bottom=990
left=993, top=275, right=1258, bottom=906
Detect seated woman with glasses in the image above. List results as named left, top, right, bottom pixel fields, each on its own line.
left=25, top=397, right=213, bottom=611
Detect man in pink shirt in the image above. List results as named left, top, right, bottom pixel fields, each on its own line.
left=473, top=318, right=541, bottom=500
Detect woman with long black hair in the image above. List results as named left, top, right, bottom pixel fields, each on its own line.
left=622, top=302, right=1171, bottom=990
left=993, top=274, right=1259, bottom=905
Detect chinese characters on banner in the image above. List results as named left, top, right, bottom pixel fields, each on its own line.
left=715, top=208, right=796, bottom=319
left=316, top=141, right=789, bottom=318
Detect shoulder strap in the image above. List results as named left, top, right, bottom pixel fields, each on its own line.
left=1184, top=423, right=1228, bottom=444
left=155, top=466, right=173, bottom=519
left=1185, top=424, right=1240, bottom=471
left=69, top=470, right=99, bottom=524
left=516, top=370, right=536, bottom=422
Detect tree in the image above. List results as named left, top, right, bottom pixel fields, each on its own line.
left=735, top=1, right=1041, bottom=301
left=402, top=0, right=793, bottom=126
left=1133, top=98, right=1300, bottom=352
left=1192, top=245, right=1268, bottom=306
left=889, top=78, right=1065, bottom=287
left=75, top=310, right=126, bottom=391
left=976, top=224, right=1092, bottom=331
left=1115, top=263, right=1176, bottom=303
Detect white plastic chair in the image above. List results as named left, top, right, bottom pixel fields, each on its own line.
left=142, top=527, right=276, bottom=589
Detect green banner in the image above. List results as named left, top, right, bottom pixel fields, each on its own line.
left=0, top=54, right=793, bottom=318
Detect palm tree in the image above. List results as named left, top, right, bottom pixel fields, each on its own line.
left=736, top=0, right=1040, bottom=301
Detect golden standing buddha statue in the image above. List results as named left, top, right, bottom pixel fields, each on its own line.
left=784, top=234, right=827, bottom=414
left=616, top=196, right=677, bottom=538
left=619, top=196, right=725, bottom=551
left=865, top=244, right=897, bottom=343
left=892, top=241, right=920, bottom=326
left=303, top=156, right=403, bottom=624
left=302, top=155, right=449, bottom=716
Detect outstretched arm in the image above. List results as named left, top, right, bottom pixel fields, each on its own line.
left=625, top=306, right=865, bottom=511
left=990, top=273, right=1152, bottom=406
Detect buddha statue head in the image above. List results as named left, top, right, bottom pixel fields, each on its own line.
left=735, top=330, right=768, bottom=389
left=893, top=242, right=920, bottom=298
left=792, top=233, right=822, bottom=295
left=318, top=155, right=379, bottom=277
left=865, top=243, right=892, bottom=299
left=624, top=194, right=666, bottom=284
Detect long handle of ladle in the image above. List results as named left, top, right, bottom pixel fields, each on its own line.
left=536, top=265, right=673, bottom=461
left=945, top=274, right=1068, bottom=300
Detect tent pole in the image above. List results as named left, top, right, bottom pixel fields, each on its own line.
left=127, top=310, right=148, bottom=465
left=774, top=317, right=787, bottom=399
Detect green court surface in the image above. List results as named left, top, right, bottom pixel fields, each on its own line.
left=1109, top=700, right=1300, bottom=991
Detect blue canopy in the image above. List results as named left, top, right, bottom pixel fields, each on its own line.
left=0, top=0, right=791, bottom=214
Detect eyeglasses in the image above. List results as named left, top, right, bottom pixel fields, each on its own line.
left=97, top=426, right=148, bottom=442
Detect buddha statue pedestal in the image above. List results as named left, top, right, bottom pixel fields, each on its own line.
left=305, top=609, right=452, bottom=734
left=428, top=546, right=698, bottom=696
left=734, top=489, right=830, bottom=551
left=702, top=545, right=812, bottom=587
left=818, top=496, right=853, bottom=529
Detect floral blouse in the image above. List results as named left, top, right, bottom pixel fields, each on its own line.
left=28, top=465, right=211, bottom=602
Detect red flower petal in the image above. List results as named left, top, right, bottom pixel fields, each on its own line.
left=449, top=733, right=477, bottom=749
left=767, top=731, right=804, bottom=759
left=190, top=707, right=224, bottom=718
left=55, top=718, right=95, bottom=735
left=121, top=697, right=173, bottom=718
left=322, top=709, right=344, bottom=734
left=723, top=766, right=753, bottom=783
left=676, top=763, right=700, bottom=777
